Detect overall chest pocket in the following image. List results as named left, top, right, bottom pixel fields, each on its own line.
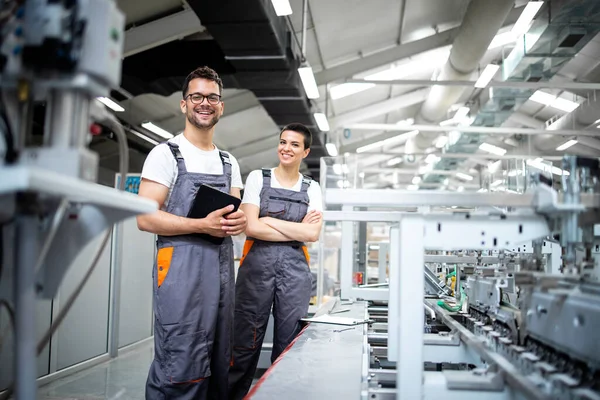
left=267, top=196, right=308, bottom=222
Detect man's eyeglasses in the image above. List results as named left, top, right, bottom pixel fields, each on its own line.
left=185, top=93, right=222, bottom=105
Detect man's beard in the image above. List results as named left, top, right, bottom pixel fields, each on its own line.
left=187, top=108, right=220, bottom=129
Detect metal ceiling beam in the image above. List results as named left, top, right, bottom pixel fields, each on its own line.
left=345, top=123, right=600, bottom=137
left=330, top=88, right=429, bottom=129
left=314, top=28, right=458, bottom=85
left=342, top=79, right=600, bottom=90
left=124, top=9, right=205, bottom=57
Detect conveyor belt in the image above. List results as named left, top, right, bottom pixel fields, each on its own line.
left=247, top=301, right=367, bottom=399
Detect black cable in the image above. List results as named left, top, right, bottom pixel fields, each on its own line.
left=0, top=108, right=18, bottom=164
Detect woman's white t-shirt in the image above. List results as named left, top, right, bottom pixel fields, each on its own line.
left=242, top=168, right=323, bottom=212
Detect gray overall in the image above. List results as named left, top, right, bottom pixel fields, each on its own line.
left=146, top=142, right=235, bottom=400
left=228, top=169, right=313, bottom=400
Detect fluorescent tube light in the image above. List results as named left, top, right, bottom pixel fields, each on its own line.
left=330, top=83, right=375, bottom=100
left=129, top=129, right=159, bottom=145
left=96, top=97, right=124, bottom=112
left=141, top=121, right=173, bottom=139
left=474, top=64, right=500, bottom=88
left=491, top=179, right=503, bottom=187
left=526, top=159, right=569, bottom=176
left=457, top=186, right=464, bottom=192
left=456, top=172, right=474, bottom=181
left=488, top=31, right=518, bottom=49
left=551, top=97, right=580, bottom=113
left=407, top=185, right=419, bottom=191
left=271, top=0, right=292, bottom=16
left=434, top=135, right=448, bottom=148
left=412, top=176, right=422, bottom=184
left=386, top=157, right=403, bottom=166
left=479, top=142, right=507, bottom=156
left=298, top=66, right=320, bottom=99
left=425, top=154, right=440, bottom=164
left=314, top=113, right=330, bottom=131
left=529, top=91, right=580, bottom=113
left=556, top=139, right=577, bottom=151
left=325, top=142, right=338, bottom=156
left=512, top=1, right=544, bottom=37
left=356, top=130, right=418, bottom=153
left=454, top=106, right=470, bottom=120
left=333, top=164, right=342, bottom=174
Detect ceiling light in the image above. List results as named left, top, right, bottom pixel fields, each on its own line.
left=488, top=31, right=518, bottom=49
left=141, top=121, right=173, bottom=139
left=454, top=106, right=470, bottom=121
left=412, top=176, right=422, bottom=184
left=333, top=164, right=342, bottom=175
left=526, top=159, right=569, bottom=176
left=314, top=113, right=330, bottom=131
left=326, top=142, right=338, bottom=157
left=407, top=185, right=419, bottom=191
left=456, top=172, right=474, bottom=181
left=491, top=179, right=503, bottom=187
left=488, top=160, right=502, bottom=173
left=529, top=90, right=555, bottom=105
left=479, top=142, right=507, bottom=156
left=330, top=83, right=375, bottom=100
left=529, top=90, right=580, bottom=113
left=96, top=97, right=124, bottom=112
left=298, top=66, right=320, bottom=99
left=386, top=157, right=403, bottom=166
left=337, top=180, right=351, bottom=188
left=271, top=0, right=292, bottom=16
left=457, top=186, right=464, bottom=192
left=356, top=130, right=419, bottom=153
left=551, top=97, right=580, bottom=113
left=396, top=118, right=414, bottom=126
left=474, top=64, right=500, bottom=88
left=129, top=129, right=159, bottom=145
left=434, top=135, right=448, bottom=148
left=556, top=139, right=577, bottom=151
left=512, top=1, right=544, bottom=37
left=425, top=154, right=440, bottom=164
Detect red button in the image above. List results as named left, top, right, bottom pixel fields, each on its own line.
left=90, top=124, right=102, bottom=135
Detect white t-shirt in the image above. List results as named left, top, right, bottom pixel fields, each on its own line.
left=141, top=133, right=243, bottom=208
left=242, top=168, right=323, bottom=212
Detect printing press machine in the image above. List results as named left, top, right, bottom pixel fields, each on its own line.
left=248, top=155, right=600, bottom=400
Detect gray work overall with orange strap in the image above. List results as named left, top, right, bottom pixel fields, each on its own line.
left=229, top=169, right=313, bottom=400
left=146, top=142, right=234, bottom=400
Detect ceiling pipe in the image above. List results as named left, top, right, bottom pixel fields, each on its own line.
left=408, top=0, right=514, bottom=153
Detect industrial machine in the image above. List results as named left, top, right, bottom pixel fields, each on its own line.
left=0, top=1, right=156, bottom=398
left=248, top=155, right=600, bottom=400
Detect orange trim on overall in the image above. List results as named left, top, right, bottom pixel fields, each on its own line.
left=239, top=240, right=254, bottom=267
left=157, top=247, right=174, bottom=287
left=301, top=245, right=310, bottom=265
left=171, top=377, right=205, bottom=384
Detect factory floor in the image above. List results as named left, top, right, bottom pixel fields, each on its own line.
left=37, top=341, right=263, bottom=400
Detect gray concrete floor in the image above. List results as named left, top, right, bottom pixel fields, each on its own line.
left=37, top=341, right=263, bottom=400
left=38, top=343, right=153, bottom=400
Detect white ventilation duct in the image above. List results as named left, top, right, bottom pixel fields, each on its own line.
left=409, top=0, right=514, bottom=151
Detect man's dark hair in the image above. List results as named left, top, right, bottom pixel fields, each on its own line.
left=280, top=123, right=312, bottom=149
left=182, top=66, right=223, bottom=98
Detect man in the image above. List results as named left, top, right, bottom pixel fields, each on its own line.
left=137, top=66, right=247, bottom=400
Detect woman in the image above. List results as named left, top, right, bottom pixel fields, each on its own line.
left=228, top=123, right=323, bottom=400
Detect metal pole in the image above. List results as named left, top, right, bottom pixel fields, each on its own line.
left=344, top=78, right=600, bottom=90
left=345, top=123, right=600, bottom=137
left=14, top=213, right=39, bottom=400
left=316, top=158, right=326, bottom=306
left=107, top=222, right=123, bottom=357
left=301, top=0, right=308, bottom=60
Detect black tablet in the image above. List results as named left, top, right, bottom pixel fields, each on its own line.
left=187, top=184, right=242, bottom=245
